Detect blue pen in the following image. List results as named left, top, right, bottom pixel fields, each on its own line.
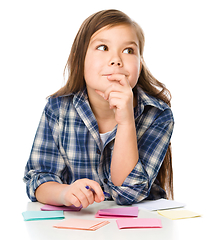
left=85, top=185, right=111, bottom=198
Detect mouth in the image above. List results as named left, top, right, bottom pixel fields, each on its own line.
left=102, top=74, right=112, bottom=77
left=102, top=73, right=128, bottom=77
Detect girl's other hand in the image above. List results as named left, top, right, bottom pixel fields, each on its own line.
left=60, top=179, right=105, bottom=208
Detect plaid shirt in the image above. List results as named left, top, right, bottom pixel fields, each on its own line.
left=23, top=86, right=174, bottom=205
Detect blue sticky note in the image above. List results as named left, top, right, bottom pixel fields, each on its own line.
left=22, top=211, right=64, bottom=221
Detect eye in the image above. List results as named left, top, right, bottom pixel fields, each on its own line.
left=123, top=48, right=134, bottom=54
left=97, top=45, right=108, bottom=51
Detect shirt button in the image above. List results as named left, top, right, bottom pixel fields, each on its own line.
left=96, top=149, right=101, bottom=154
left=104, top=178, right=108, bottom=184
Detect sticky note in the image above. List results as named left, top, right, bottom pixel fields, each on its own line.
left=41, top=204, right=82, bottom=211
left=157, top=209, right=201, bottom=220
left=95, top=207, right=138, bottom=218
left=116, top=218, right=162, bottom=229
left=54, top=218, right=110, bottom=231
left=22, top=211, right=64, bottom=221
left=133, top=198, right=185, bottom=211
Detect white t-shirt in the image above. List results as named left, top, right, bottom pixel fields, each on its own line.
left=100, top=131, right=112, bottom=145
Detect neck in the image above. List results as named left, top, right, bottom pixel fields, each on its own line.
left=87, top=88, right=117, bottom=133
left=86, top=86, right=137, bottom=133
left=87, top=88, right=113, bottom=117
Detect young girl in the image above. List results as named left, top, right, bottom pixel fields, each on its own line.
left=24, top=9, right=174, bottom=208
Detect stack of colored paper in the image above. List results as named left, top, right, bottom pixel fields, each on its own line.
left=133, top=198, right=185, bottom=211
left=95, top=207, right=139, bottom=218
left=22, top=211, right=64, bottom=221
left=41, top=204, right=82, bottom=211
left=54, top=218, right=109, bottom=231
left=157, top=209, right=201, bottom=220
left=116, top=218, right=162, bottom=229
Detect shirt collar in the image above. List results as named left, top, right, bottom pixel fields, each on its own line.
left=62, top=86, right=168, bottom=116
left=135, top=86, right=169, bottom=118
left=72, top=88, right=89, bottom=107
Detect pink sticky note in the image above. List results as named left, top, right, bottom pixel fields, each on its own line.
left=54, top=218, right=110, bottom=231
left=41, top=204, right=82, bottom=211
left=116, top=218, right=162, bottom=229
left=97, top=207, right=138, bottom=218
left=95, top=212, right=135, bottom=219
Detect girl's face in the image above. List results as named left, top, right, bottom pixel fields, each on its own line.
left=84, top=25, right=142, bottom=94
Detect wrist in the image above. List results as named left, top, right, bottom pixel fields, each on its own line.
left=117, top=119, right=136, bottom=129
left=35, top=182, right=69, bottom=206
left=60, top=184, right=72, bottom=206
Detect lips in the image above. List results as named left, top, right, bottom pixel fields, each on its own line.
left=102, top=72, right=128, bottom=76
left=102, top=74, right=112, bottom=76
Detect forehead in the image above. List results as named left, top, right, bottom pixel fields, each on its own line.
left=90, top=24, right=139, bottom=45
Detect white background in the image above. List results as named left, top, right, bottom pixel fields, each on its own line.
left=0, top=0, right=210, bottom=237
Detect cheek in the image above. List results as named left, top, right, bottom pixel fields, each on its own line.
left=84, top=53, right=106, bottom=90
left=84, top=54, right=102, bottom=78
left=84, top=60, right=97, bottom=87
left=128, top=62, right=141, bottom=89
left=129, top=77, right=138, bottom=89
left=84, top=53, right=92, bottom=79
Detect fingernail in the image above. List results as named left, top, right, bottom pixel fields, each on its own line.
left=100, top=196, right=104, bottom=201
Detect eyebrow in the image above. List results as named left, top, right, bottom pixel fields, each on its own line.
left=90, top=38, right=138, bottom=47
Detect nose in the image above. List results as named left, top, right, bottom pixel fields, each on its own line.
left=109, top=55, right=123, bottom=67
left=110, top=61, right=122, bottom=67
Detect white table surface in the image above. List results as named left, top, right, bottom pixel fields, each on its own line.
left=14, top=201, right=208, bottom=240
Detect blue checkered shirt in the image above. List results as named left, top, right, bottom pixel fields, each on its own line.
left=23, top=86, right=174, bottom=205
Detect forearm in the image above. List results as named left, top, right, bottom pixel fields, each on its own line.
left=35, top=182, right=69, bottom=206
left=35, top=179, right=105, bottom=208
left=111, top=121, right=139, bottom=186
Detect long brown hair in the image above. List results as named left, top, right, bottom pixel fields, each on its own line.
left=51, top=9, right=174, bottom=199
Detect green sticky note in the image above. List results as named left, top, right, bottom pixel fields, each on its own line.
left=22, top=211, right=64, bottom=221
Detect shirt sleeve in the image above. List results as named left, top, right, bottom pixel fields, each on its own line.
left=23, top=99, right=67, bottom=202
left=106, top=108, right=174, bottom=205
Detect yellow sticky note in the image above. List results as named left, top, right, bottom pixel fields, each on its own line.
left=157, top=209, right=201, bottom=220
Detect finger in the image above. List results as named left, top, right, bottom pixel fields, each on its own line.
left=109, top=97, right=122, bottom=110
left=82, top=186, right=95, bottom=205
left=107, top=74, right=129, bottom=86
left=108, top=91, right=122, bottom=101
left=73, top=189, right=90, bottom=208
left=103, top=82, right=123, bottom=100
left=86, top=180, right=104, bottom=202
left=68, top=194, right=82, bottom=207
left=108, top=92, right=121, bottom=109
left=94, top=194, right=105, bottom=203
left=95, top=89, right=105, bottom=99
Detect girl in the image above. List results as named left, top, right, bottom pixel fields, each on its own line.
left=24, top=9, right=174, bottom=208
